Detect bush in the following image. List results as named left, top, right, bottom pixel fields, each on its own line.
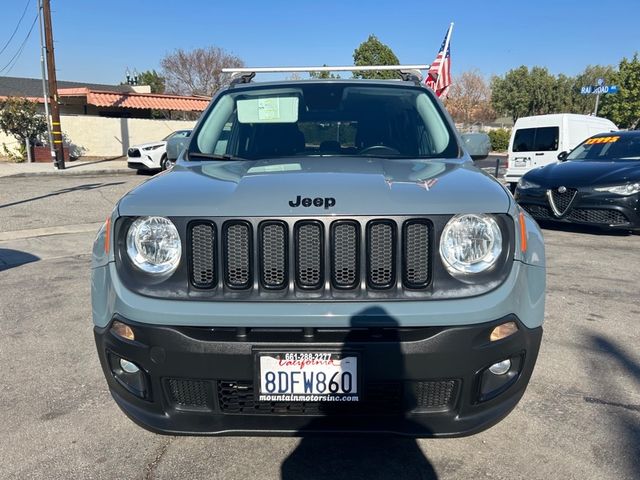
left=488, top=128, right=511, bottom=152
left=0, top=97, right=47, bottom=162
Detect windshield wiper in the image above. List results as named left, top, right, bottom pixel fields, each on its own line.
left=188, top=152, right=249, bottom=161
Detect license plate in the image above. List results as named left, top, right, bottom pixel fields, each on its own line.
left=513, top=158, right=528, bottom=167
left=256, top=352, right=359, bottom=402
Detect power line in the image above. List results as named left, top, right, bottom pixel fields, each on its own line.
left=0, top=15, right=39, bottom=75
left=0, top=0, right=32, bottom=57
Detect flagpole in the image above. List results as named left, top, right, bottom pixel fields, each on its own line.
left=437, top=22, right=454, bottom=81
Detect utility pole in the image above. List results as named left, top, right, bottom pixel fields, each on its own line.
left=42, top=0, right=65, bottom=169
left=37, top=0, right=54, bottom=157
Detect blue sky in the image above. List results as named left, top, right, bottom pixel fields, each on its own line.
left=1, top=0, right=638, bottom=85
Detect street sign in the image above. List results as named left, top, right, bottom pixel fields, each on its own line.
left=580, top=84, right=619, bottom=95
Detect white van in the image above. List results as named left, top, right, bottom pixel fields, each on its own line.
left=504, top=114, right=617, bottom=190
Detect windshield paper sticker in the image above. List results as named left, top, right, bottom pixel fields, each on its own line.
left=585, top=136, right=620, bottom=145
left=258, top=98, right=280, bottom=121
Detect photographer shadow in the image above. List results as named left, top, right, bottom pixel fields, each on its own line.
left=281, top=307, right=438, bottom=480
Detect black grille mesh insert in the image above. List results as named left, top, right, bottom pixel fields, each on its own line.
left=549, top=188, right=577, bottom=215
left=521, top=204, right=553, bottom=220
left=332, top=222, right=359, bottom=288
left=522, top=204, right=629, bottom=226
left=368, top=221, right=395, bottom=288
left=260, top=223, right=287, bottom=288
left=166, top=378, right=209, bottom=408
left=403, top=221, right=430, bottom=288
left=411, top=380, right=457, bottom=409
left=224, top=222, right=251, bottom=288
left=190, top=223, right=216, bottom=288
left=218, top=381, right=403, bottom=415
left=568, top=208, right=628, bottom=225
left=296, top=222, right=323, bottom=288
left=217, top=379, right=458, bottom=415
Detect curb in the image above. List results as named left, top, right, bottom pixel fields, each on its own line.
left=0, top=168, right=134, bottom=178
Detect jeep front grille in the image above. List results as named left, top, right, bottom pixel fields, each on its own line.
left=189, top=223, right=216, bottom=289
left=187, top=217, right=434, bottom=297
left=331, top=221, right=359, bottom=289
left=295, top=221, right=323, bottom=289
left=223, top=222, right=252, bottom=289
left=367, top=221, right=396, bottom=288
left=260, top=222, right=287, bottom=288
left=403, top=220, right=431, bottom=288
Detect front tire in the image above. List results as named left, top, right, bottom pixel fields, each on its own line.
left=160, top=155, right=172, bottom=171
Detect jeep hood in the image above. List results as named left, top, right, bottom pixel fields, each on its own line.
left=118, top=157, right=511, bottom=217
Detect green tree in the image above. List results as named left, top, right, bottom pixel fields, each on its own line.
left=309, top=64, right=341, bottom=79
left=491, top=66, right=573, bottom=121
left=527, top=67, right=555, bottom=115
left=0, top=97, right=47, bottom=161
left=600, top=53, right=640, bottom=128
left=549, top=73, right=574, bottom=113
left=571, top=65, right=616, bottom=114
left=137, top=69, right=165, bottom=93
left=0, top=97, right=47, bottom=143
left=352, top=35, right=400, bottom=79
left=491, top=66, right=530, bottom=122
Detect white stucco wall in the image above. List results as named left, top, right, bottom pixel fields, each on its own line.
left=0, top=115, right=196, bottom=158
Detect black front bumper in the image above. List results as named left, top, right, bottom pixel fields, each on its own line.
left=94, top=315, right=542, bottom=437
left=516, top=188, right=640, bottom=230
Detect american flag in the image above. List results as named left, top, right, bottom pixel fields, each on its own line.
left=425, top=24, right=453, bottom=98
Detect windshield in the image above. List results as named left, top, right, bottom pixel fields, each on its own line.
left=567, top=134, right=640, bottom=161
left=163, top=130, right=190, bottom=141
left=189, top=83, right=458, bottom=160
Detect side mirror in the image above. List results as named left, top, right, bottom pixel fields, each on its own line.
left=460, top=133, right=491, bottom=160
left=557, top=151, right=568, bottom=162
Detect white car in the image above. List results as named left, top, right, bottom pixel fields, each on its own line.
left=127, top=130, right=191, bottom=171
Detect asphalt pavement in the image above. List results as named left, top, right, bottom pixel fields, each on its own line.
left=0, top=172, right=639, bottom=479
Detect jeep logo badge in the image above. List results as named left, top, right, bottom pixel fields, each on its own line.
left=289, top=195, right=336, bottom=209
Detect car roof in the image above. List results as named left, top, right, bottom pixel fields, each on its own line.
left=226, top=78, right=427, bottom=90
left=591, top=130, right=640, bottom=138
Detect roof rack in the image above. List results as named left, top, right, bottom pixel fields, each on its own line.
left=224, top=65, right=429, bottom=85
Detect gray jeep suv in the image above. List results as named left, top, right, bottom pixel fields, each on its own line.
left=91, top=71, right=545, bottom=437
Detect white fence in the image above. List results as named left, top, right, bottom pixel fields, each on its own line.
left=0, top=115, right=196, bottom=158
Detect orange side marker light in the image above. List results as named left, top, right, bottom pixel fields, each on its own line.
left=104, top=217, right=111, bottom=255
left=519, top=211, right=527, bottom=253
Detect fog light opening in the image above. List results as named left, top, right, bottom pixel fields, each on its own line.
left=488, top=359, right=512, bottom=375
left=490, top=321, right=518, bottom=342
left=111, top=320, right=135, bottom=341
left=108, top=353, right=147, bottom=399
left=120, top=358, right=140, bottom=374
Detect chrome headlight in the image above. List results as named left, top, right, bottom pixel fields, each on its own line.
left=594, top=183, right=640, bottom=196
left=126, top=216, right=181, bottom=274
left=439, top=214, right=502, bottom=274
left=517, top=178, right=540, bottom=190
